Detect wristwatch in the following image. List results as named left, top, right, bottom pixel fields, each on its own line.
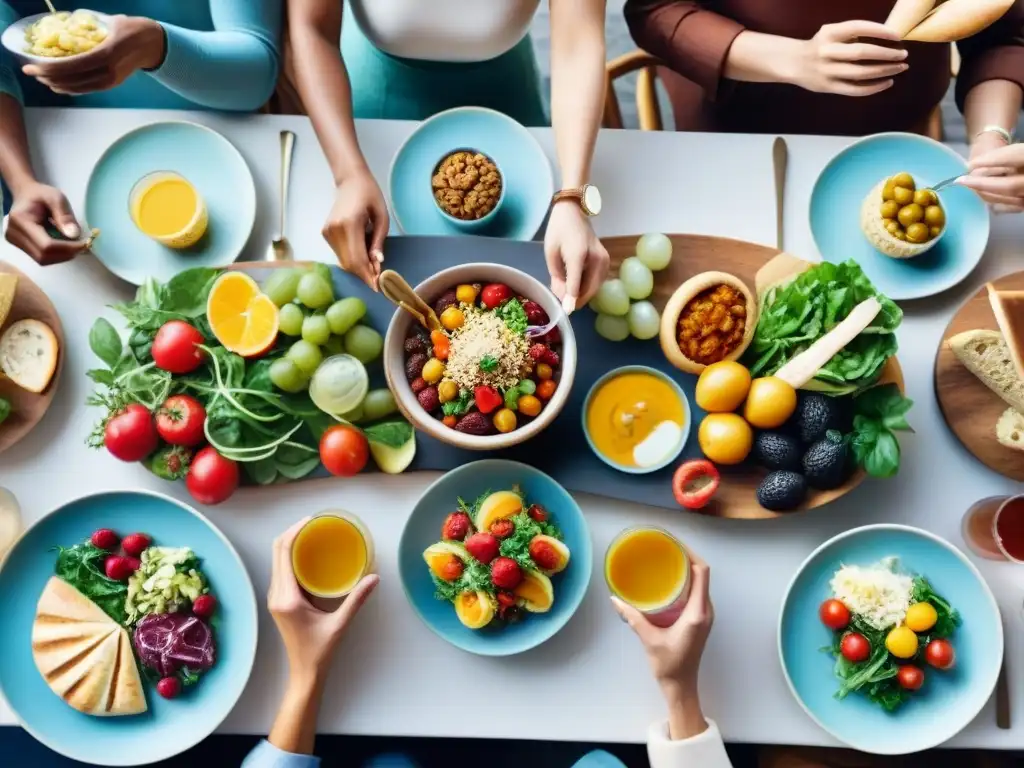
left=551, top=184, right=602, bottom=216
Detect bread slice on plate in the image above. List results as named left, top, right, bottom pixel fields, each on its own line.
left=948, top=330, right=1024, bottom=413
left=0, top=318, right=59, bottom=393
left=989, top=284, right=1024, bottom=381
left=996, top=408, right=1024, bottom=452
left=32, top=577, right=147, bottom=716
left=0, top=274, right=17, bottom=329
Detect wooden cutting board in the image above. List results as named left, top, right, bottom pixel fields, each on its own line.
left=934, top=270, right=1024, bottom=481
left=0, top=262, right=64, bottom=455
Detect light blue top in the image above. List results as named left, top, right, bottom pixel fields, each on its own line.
left=243, top=740, right=320, bottom=768
left=0, top=0, right=281, bottom=111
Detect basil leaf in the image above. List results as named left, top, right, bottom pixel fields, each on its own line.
left=88, top=318, right=123, bottom=368
left=162, top=268, right=220, bottom=316
left=364, top=419, right=413, bottom=448
left=862, top=431, right=901, bottom=478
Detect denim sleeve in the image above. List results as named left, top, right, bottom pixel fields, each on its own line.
left=241, top=740, right=321, bottom=768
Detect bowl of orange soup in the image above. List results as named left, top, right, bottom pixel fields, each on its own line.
left=583, top=366, right=690, bottom=474
left=605, top=527, right=691, bottom=628
left=292, top=513, right=375, bottom=599
left=129, top=171, right=209, bottom=249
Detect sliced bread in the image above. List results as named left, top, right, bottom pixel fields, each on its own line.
left=0, top=274, right=17, bottom=329
left=996, top=408, right=1024, bottom=452
left=988, top=284, right=1024, bottom=381
left=0, top=318, right=59, bottom=394
left=947, top=329, right=1024, bottom=413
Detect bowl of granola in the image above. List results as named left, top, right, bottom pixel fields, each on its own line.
left=384, top=263, right=576, bottom=450
left=431, top=149, right=505, bottom=230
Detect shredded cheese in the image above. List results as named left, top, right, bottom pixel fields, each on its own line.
left=829, top=559, right=913, bottom=631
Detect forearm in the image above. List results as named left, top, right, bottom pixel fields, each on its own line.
left=964, top=79, right=1023, bottom=137
left=288, top=6, right=369, bottom=184
left=662, top=682, right=708, bottom=741
left=268, top=672, right=324, bottom=755
left=722, top=31, right=802, bottom=85
left=0, top=95, right=36, bottom=196
left=549, top=0, right=606, bottom=188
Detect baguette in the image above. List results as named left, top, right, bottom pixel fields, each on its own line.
left=0, top=318, right=58, bottom=393
left=988, top=284, right=1024, bottom=382
left=0, top=274, right=17, bottom=329
left=948, top=329, right=1024, bottom=413
left=996, top=408, right=1024, bottom=452
left=905, top=0, right=1014, bottom=42
left=885, top=0, right=936, bottom=38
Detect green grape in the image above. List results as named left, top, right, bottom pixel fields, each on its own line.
left=302, top=314, right=332, bottom=345
left=595, top=313, right=630, bottom=342
left=269, top=358, right=308, bottom=393
left=627, top=301, right=660, bottom=340
left=278, top=303, right=304, bottom=336
left=518, top=379, right=536, bottom=395
left=263, top=268, right=302, bottom=306
left=326, top=297, right=367, bottom=335
left=620, top=257, right=654, bottom=300
left=593, top=279, right=630, bottom=316
left=287, top=339, right=323, bottom=376
left=344, top=325, right=383, bottom=363
left=296, top=272, right=334, bottom=309
left=323, top=335, right=345, bottom=356
left=338, top=402, right=365, bottom=423
left=636, top=233, right=673, bottom=271
left=361, top=388, right=397, bottom=422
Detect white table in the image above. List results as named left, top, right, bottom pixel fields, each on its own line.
left=2, top=108, right=1023, bottom=749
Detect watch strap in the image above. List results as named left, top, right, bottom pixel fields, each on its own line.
left=977, top=125, right=1015, bottom=144
left=552, top=188, right=584, bottom=204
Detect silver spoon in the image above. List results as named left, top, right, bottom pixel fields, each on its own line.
left=267, top=130, right=295, bottom=262
left=930, top=174, right=961, bottom=193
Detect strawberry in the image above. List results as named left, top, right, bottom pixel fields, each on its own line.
left=529, top=539, right=560, bottom=571
left=192, top=594, right=217, bottom=619
left=527, top=504, right=548, bottom=523
left=489, top=519, right=515, bottom=539
left=521, top=300, right=548, bottom=326
left=464, top=532, right=500, bottom=564
left=480, top=283, right=512, bottom=310
left=156, top=677, right=182, bottom=699
left=90, top=529, right=119, bottom=551
left=474, top=386, right=502, bottom=415
left=121, top=533, right=152, bottom=558
left=104, top=555, right=138, bottom=581
left=441, top=512, right=472, bottom=541
left=542, top=347, right=560, bottom=367
left=490, top=557, right=522, bottom=590
left=528, top=343, right=548, bottom=362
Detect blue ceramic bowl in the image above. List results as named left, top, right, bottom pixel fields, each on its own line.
left=0, top=491, right=258, bottom=766
left=431, top=148, right=507, bottom=231
left=389, top=107, right=553, bottom=241
left=779, top=524, right=1003, bottom=755
left=85, top=121, right=257, bottom=286
left=809, top=133, right=990, bottom=301
left=581, top=365, right=691, bottom=475
left=398, top=460, right=592, bottom=656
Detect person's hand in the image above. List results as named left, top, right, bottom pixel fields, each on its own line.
left=4, top=181, right=87, bottom=266
left=544, top=201, right=609, bottom=313
left=268, top=518, right=379, bottom=683
left=22, top=15, right=165, bottom=95
left=787, top=21, right=908, bottom=97
left=961, top=139, right=1024, bottom=213
left=322, top=170, right=389, bottom=291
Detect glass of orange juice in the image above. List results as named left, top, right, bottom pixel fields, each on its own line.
left=291, top=512, right=374, bottom=599
left=129, top=171, right=208, bottom=249
left=605, top=527, right=691, bottom=628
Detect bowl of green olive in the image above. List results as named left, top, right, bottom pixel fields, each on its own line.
left=860, top=171, right=947, bottom=260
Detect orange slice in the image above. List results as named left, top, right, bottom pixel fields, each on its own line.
left=207, top=272, right=279, bottom=357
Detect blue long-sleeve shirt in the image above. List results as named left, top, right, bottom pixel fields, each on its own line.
left=0, top=1, right=281, bottom=111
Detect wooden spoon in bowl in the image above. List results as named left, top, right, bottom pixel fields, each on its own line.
left=378, top=269, right=442, bottom=332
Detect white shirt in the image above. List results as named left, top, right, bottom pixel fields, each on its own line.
left=648, top=719, right=734, bottom=768
left=348, top=0, right=541, bottom=61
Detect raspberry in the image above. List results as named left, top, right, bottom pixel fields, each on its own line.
left=405, top=353, right=427, bottom=381
left=542, top=326, right=561, bottom=345
left=543, top=348, right=560, bottom=367
left=417, top=386, right=441, bottom=413
left=465, top=533, right=500, bottom=564
left=433, top=290, right=459, bottom=316
left=121, top=533, right=152, bottom=558
left=90, top=528, right=119, bottom=551
left=490, top=557, right=523, bottom=590
left=522, top=300, right=549, bottom=326
left=404, top=335, right=427, bottom=354
left=192, top=594, right=217, bottom=618
left=528, top=343, right=548, bottom=362
left=156, top=677, right=181, bottom=699
left=104, top=555, right=138, bottom=581
left=410, top=377, right=428, bottom=394
left=489, top=519, right=515, bottom=539
left=527, top=504, right=548, bottom=523
left=441, top=512, right=472, bottom=541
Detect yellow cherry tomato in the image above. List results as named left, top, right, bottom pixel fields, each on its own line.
left=695, top=361, right=752, bottom=413
left=885, top=626, right=919, bottom=659
left=493, top=408, right=517, bottom=433
left=455, top=284, right=479, bottom=304
left=518, top=394, right=542, bottom=417
left=697, top=413, right=753, bottom=465
left=437, top=380, right=459, bottom=403
left=743, top=377, right=797, bottom=429
left=536, top=363, right=553, bottom=380
left=905, top=602, right=938, bottom=634
left=421, top=358, right=445, bottom=384
left=440, top=306, right=465, bottom=331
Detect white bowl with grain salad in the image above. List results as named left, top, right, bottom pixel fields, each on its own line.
left=1, top=10, right=112, bottom=66
left=383, top=263, right=577, bottom=451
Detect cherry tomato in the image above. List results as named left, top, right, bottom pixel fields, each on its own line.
left=840, top=632, right=870, bottom=663
left=897, top=665, right=925, bottom=691
left=671, top=459, right=720, bottom=510
left=320, top=425, right=369, bottom=477
left=155, top=395, right=206, bottom=447
left=480, top=283, right=512, bottom=310
left=819, top=599, right=851, bottom=631
left=152, top=321, right=205, bottom=374
left=186, top=446, right=239, bottom=505
left=925, top=638, right=956, bottom=670
left=104, top=403, right=159, bottom=462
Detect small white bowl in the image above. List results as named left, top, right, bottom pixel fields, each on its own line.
left=383, top=263, right=576, bottom=451
left=1, top=10, right=112, bottom=67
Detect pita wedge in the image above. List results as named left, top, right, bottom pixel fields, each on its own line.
left=905, top=0, right=1014, bottom=42
left=988, top=284, right=1024, bottom=382
left=32, top=577, right=147, bottom=716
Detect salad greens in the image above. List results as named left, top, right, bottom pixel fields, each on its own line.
left=848, top=384, right=914, bottom=478
left=0, top=397, right=10, bottom=425
left=54, top=542, right=129, bottom=625
left=745, top=260, right=903, bottom=395
left=125, top=546, right=206, bottom=624
left=495, top=298, right=528, bottom=334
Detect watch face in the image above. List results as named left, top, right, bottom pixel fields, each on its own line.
left=583, top=185, right=602, bottom=215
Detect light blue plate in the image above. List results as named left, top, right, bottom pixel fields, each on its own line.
left=779, top=524, right=1003, bottom=755
left=388, top=107, right=554, bottom=240
left=399, top=460, right=592, bottom=656
left=809, top=133, right=990, bottom=301
left=85, top=121, right=256, bottom=286
left=0, top=491, right=258, bottom=766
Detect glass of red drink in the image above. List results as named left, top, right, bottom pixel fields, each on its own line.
left=962, top=494, right=1024, bottom=561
